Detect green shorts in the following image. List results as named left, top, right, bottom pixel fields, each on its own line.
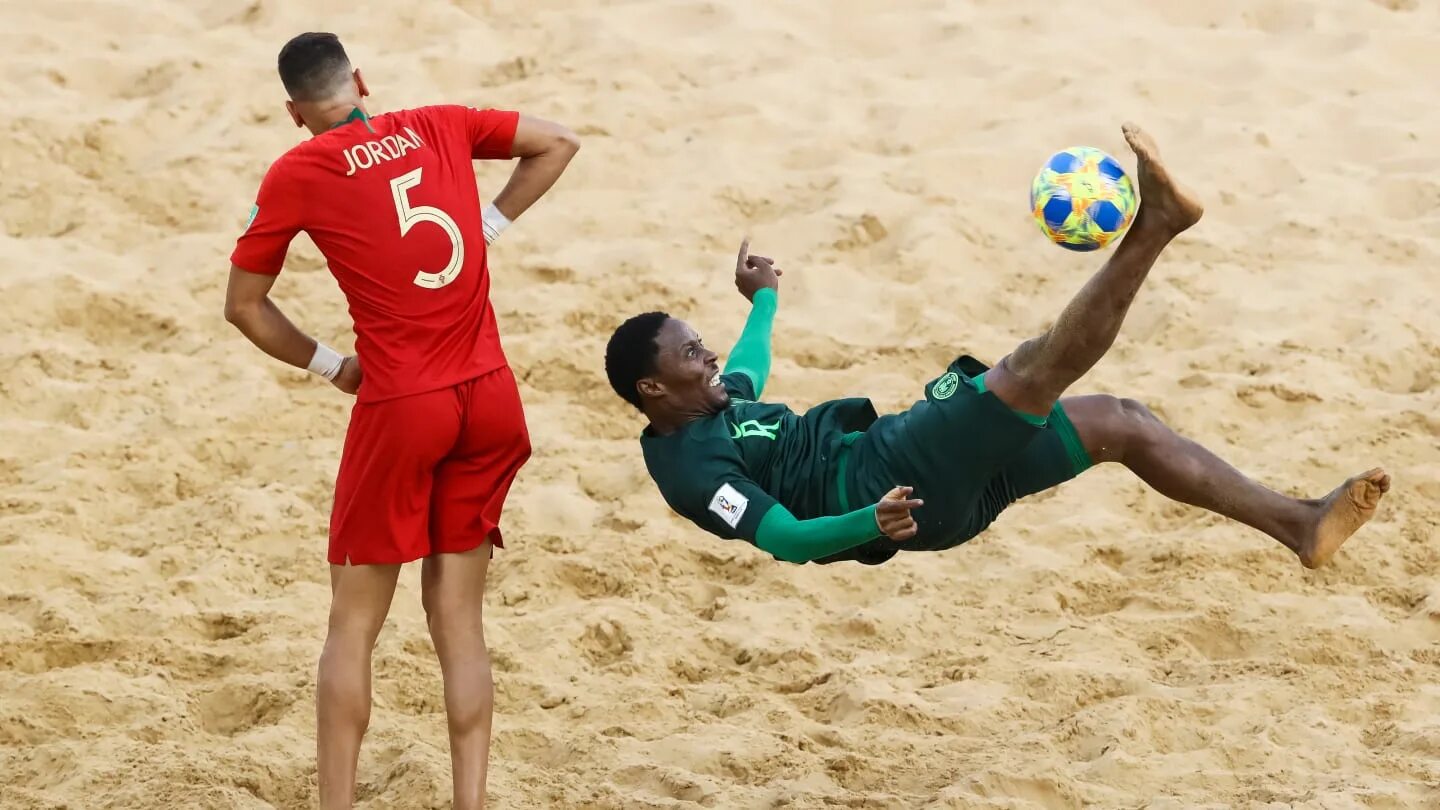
left=836, top=355, right=1092, bottom=559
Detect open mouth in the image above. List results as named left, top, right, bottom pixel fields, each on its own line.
left=709, top=371, right=721, bottom=387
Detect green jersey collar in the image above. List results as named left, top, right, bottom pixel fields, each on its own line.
left=330, top=106, right=376, bottom=133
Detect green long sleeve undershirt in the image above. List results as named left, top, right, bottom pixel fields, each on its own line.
left=722, top=287, right=777, bottom=398
left=722, top=287, right=885, bottom=562
left=755, top=502, right=883, bottom=563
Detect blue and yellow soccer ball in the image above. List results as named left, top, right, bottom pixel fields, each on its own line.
left=1030, top=146, right=1138, bottom=251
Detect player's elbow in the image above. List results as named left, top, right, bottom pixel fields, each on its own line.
left=222, top=298, right=243, bottom=326
left=223, top=295, right=260, bottom=328
left=520, top=119, right=580, bottom=160
left=550, top=124, right=581, bottom=158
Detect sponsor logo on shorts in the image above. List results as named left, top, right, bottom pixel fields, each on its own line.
left=932, top=371, right=960, bottom=400
left=708, top=483, right=749, bottom=529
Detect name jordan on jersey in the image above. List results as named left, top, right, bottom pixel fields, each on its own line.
left=342, top=127, right=427, bottom=176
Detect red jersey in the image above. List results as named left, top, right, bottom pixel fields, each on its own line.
left=231, top=105, right=519, bottom=403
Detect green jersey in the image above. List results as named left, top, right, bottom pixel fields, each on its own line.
left=640, top=372, right=880, bottom=554
left=633, top=288, right=1092, bottom=566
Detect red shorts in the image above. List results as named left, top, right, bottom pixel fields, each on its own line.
left=329, top=366, right=531, bottom=565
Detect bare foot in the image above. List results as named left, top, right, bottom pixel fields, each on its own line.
left=1297, top=468, right=1391, bottom=569
left=1122, top=122, right=1205, bottom=234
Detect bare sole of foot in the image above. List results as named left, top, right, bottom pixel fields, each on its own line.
left=1298, top=468, right=1391, bottom=569
left=1122, top=122, right=1205, bottom=233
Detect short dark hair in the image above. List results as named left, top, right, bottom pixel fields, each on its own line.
left=605, top=312, right=670, bottom=411
left=277, top=32, right=352, bottom=102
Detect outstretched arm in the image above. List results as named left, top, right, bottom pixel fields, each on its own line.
left=753, top=487, right=923, bottom=564
left=723, top=239, right=783, bottom=398
left=723, top=289, right=776, bottom=398
left=685, top=468, right=920, bottom=564
left=754, top=502, right=877, bottom=563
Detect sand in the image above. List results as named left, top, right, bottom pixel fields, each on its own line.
left=2, top=1, right=1439, bottom=807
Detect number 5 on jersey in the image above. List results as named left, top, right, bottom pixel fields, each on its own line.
left=390, top=168, right=465, bottom=289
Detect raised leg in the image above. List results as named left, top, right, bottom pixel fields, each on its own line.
left=986, top=124, right=1205, bottom=417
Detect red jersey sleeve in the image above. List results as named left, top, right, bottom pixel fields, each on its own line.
left=457, top=107, right=520, bottom=160
left=230, top=157, right=303, bottom=275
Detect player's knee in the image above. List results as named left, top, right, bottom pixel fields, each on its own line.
left=321, top=617, right=383, bottom=661
left=1076, top=395, right=1157, bottom=463
left=1004, top=336, right=1054, bottom=383
left=420, top=588, right=473, bottom=630
left=1007, top=334, right=1105, bottom=401
left=1115, top=397, right=1162, bottom=448
left=992, top=348, right=1062, bottom=412
left=445, top=686, right=494, bottom=734
left=422, top=588, right=486, bottom=638
left=1118, top=397, right=1158, bottom=423
left=327, top=600, right=383, bottom=639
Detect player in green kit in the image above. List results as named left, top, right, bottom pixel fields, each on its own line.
left=605, top=124, right=1390, bottom=567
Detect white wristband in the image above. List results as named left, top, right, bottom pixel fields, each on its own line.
left=308, top=342, right=345, bottom=381
left=481, top=202, right=511, bottom=245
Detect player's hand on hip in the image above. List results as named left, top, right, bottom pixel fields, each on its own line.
left=875, top=486, right=922, bottom=542
left=331, top=355, right=363, bottom=396
left=733, top=236, right=782, bottom=302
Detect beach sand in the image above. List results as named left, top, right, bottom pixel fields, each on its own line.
left=2, top=1, right=1438, bottom=807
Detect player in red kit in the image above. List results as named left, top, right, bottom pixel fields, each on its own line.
left=223, top=33, right=579, bottom=810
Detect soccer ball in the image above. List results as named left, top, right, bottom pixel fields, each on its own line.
left=1030, top=146, right=1138, bottom=251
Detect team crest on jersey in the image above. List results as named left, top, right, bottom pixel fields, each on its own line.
left=932, top=371, right=960, bottom=400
